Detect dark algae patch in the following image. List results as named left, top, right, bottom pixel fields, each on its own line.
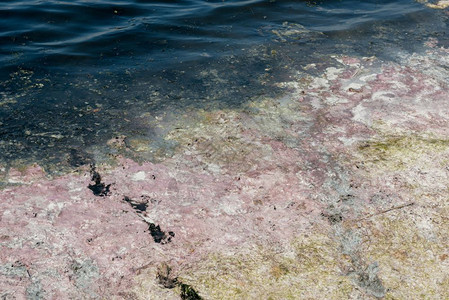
left=180, top=283, right=202, bottom=300
left=156, top=263, right=202, bottom=299
left=156, top=263, right=178, bottom=289
left=123, top=196, right=148, bottom=213
left=147, top=223, right=175, bottom=244
left=88, top=165, right=111, bottom=196
left=321, top=211, right=343, bottom=225
left=122, top=195, right=174, bottom=243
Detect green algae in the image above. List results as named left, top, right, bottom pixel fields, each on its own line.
left=165, top=108, right=272, bottom=173
left=359, top=215, right=449, bottom=299
left=176, top=234, right=357, bottom=299
left=180, top=283, right=202, bottom=300
left=351, top=132, right=449, bottom=298
left=353, top=133, right=449, bottom=203
left=357, top=135, right=449, bottom=170
left=163, top=95, right=309, bottom=174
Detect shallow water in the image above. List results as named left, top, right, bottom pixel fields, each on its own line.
left=0, top=0, right=448, bottom=171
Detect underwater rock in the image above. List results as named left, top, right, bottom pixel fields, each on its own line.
left=67, top=148, right=92, bottom=167
left=419, top=0, right=449, bottom=9
left=267, top=21, right=324, bottom=43
left=107, top=135, right=127, bottom=149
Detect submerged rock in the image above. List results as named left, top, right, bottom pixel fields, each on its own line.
left=419, top=0, right=449, bottom=9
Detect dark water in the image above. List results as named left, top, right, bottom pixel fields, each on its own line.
left=0, top=0, right=448, bottom=171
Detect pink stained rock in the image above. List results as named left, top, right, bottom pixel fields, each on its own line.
left=1, top=39, right=449, bottom=299
left=6, top=164, right=47, bottom=185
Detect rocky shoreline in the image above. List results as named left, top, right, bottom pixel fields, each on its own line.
left=1, top=39, right=449, bottom=299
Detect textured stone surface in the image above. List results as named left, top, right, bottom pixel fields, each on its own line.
left=1, top=39, right=449, bottom=299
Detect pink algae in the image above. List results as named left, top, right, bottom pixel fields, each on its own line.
left=0, top=149, right=324, bottom=298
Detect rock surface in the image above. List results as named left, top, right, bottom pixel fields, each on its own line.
left=1, top=39, right=449, bottom=299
